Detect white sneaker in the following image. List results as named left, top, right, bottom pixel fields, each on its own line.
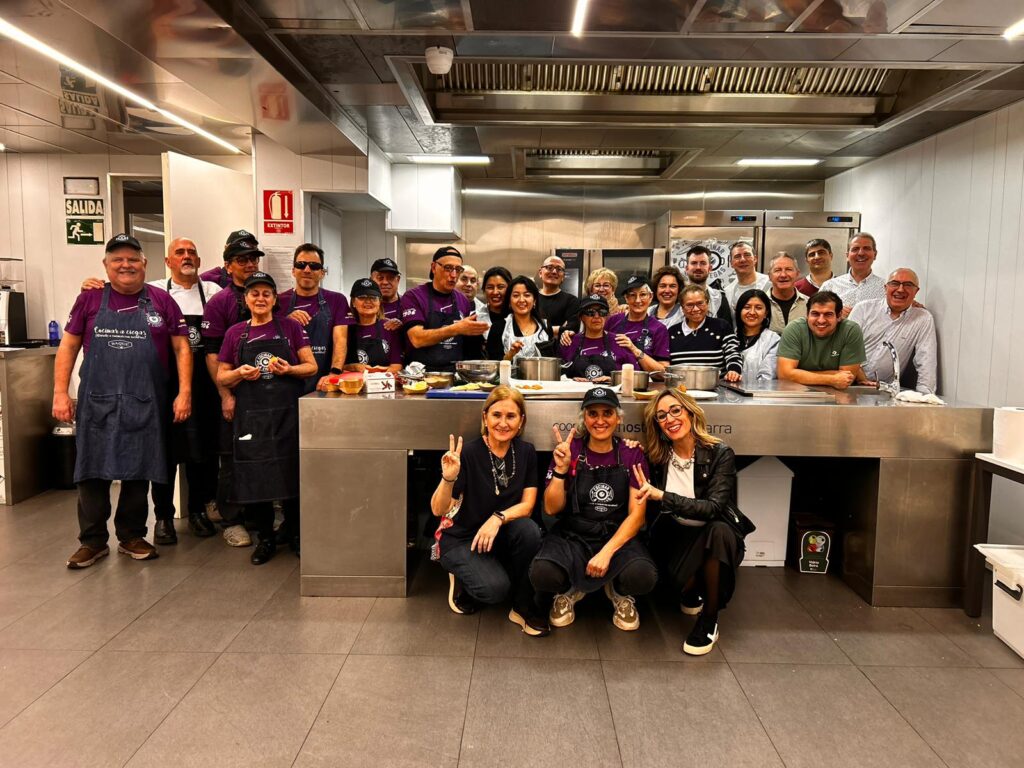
left=205, top=500, right=222, bottom=523
left=222, top=525, right=252, bottom=547
left=604, top=582, right=640, bottom=631
left=549, top=590, right=584, bottom=628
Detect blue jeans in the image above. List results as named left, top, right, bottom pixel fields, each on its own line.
left=440, top=518, right=543, bottom=615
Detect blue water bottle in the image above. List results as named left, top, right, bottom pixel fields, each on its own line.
left=48, top=320, right=60, bottom=346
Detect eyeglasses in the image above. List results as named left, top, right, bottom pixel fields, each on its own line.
left=654, top=404, right=687, bottom=423
left=683, top=301, right=707, bottom=311
left=886, top=280, right=917, bottom=290
left=294, top=261, right=324, bottom=271
left=543, top=265, right=565, bottom=274
left=591, top=282, right=614, bottom=291
left=232, top=254, right=261, bottom=265
left=581, top=309, right=608, bottom=318
left=434, top=263, right=465, bottom=275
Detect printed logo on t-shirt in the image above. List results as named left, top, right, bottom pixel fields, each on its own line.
left=201, top=319, right=210, bottom=330
left=402, top=308, right=417, bottom=318
left=146, top=311, right=164, bottom=328
left=831, top=350, right=839, bottom=357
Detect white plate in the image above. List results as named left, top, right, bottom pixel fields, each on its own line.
left=685, top=389, right=719, bottom=400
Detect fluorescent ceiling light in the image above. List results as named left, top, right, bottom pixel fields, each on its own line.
left=408, top=155, right=491, bottom=165
left=736, top=158, right=821, bottom=167
left=132, top=226, right=165, bottom=237
left=571, top=0, right=591, bottom=37
left=0, top=17, right=242, bottom=154
left=1004, top=17, right=1024, bottom=39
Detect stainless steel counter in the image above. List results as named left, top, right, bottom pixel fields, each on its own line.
left=0, top=347, right=58, bottom=504
left=299, top=387, right=993, bottom=607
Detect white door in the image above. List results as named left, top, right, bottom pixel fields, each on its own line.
left=162, top=152, right=253, bottom=276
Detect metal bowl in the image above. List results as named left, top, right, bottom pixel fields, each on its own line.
left=423, top=371, right=455, bottom=389
left=516, top=357, right=563, bottom=381
left=610, top=369, right=651, bottom=390
left=664, top=364, right=720, bottom=391
left=456, top=360, right=500, bottom=384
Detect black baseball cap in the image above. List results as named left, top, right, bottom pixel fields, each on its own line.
left=370, top=258, right=400, bottom=274
left=432, top=246, right=462, bottom=261
left=350, top=278, right=382, bottom=299
left=225, top=229, right=254, bottom=246
left=620, top=275, right=650, bottom=296
left=582, top=386, right=620, bottom=410
left=578, top=294, right=609, bottom=313
left=105, top=233, right=142, bottom=252
left=243, top=272, right=276, bottom=292
left=225, top=236, right=265, bottom=262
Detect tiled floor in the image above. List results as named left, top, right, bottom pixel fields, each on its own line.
left=2, top=490, right=1023, bottom=768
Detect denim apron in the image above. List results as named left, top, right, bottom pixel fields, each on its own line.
left=288, top=290, right=330, bottom=394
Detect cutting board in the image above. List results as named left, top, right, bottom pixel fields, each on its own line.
left=425, top=389, right=489, bottom=399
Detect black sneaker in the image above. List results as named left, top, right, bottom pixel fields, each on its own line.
left=187, top=510, right=216, bottom=538
left=683, top=612, right=719, bottom=656
left=251, top=539, right=277, bottom=565
left=508, top=609, right=551, bottom=637
left=447, top=573, right=478, bottom=615
left=153, top=519, right=177, bottom=546
left=680, top=590, right=704, bottom=616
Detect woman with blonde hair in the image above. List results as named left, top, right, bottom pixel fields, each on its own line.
left=634, top=388, right=754, bottom=655
left=584, top=267, right=622, bottom=315
left=430, top=385, right=549, bottom=636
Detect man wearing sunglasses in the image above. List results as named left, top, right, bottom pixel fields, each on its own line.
left=849, top=268, right=937, bottom=394
left=537, top=255, right=579, bottom=336
left=276, top=243, right=350, bottom=393
left=400, top=245, right=489, bottom=372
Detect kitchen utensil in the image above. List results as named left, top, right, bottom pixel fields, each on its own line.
left=664, top=364, right=719, bottom=391
left=424, top=371, right=455, bottom=389
left=456, top=360, right=500, bottom=383
left=611, top=369, right=650, bottom=390
left=516, top=357, right=563, bottom=381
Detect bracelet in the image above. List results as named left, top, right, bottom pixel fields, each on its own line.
left=442, top=476, right=456, bottom=484
left=329, top=367, right=342, bottom=375
left=552, top=469, right=568, bottom=480
left=492, top=510, right=506, bottom=523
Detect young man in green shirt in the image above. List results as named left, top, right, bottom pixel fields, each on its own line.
left=777, top=291, right=869, bottom=390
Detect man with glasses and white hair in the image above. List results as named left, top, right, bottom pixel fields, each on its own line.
left=276, top=243, right=350, bottom=393
left=820, top=232, right=886, bottom=317
left=537, top=255, right=579, bottom=335
left=849, top=268, right=938, bottom=394
left=401, top=245, right=489, bottom=371
left=723, top=241, right=769, bottom=309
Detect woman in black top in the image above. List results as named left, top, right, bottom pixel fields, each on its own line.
left=634, top=388, right=754, bottom=656
left=667, top=284, right=743, bottom=382
left=430, top=386, right=549, bottom=636
left=479, top=266, right=512, bottom=327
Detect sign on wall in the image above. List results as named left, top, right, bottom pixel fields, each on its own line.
left=64, top=198, right=104, bottom=216
left=66, top=218, right=104, bottom=245
left=263, top=190, right=294, bottom=234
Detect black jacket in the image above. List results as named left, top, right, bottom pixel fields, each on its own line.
left=648, top=442, right=755, bottom=537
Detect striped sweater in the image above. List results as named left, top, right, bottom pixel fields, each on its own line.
left=668, top=316, right=742, bottom=375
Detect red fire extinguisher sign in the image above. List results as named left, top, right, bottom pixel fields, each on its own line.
left=263, top=190, right=294, bottom=234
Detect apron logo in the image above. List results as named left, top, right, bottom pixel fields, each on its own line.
left=357, top=349, right=369, bottom=364
left=107, top=340, right=133, bottom=350
left=254, top=351, right=274, bottom=378
left=584, top=364, right=604, bottom=380
left=589, top=483, right=614, bottom=504
left=146, top=312, right=164, bottom=328
left=187, top=326, right=201, bottom=347
left=382, top=340, right=390, bottom=354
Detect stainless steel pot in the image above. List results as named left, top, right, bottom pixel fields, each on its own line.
left=663, top=364, right=720, bottom=391
left=516, top=357, right=563, bottom=381
left=610, top=369, right=650, bottom=390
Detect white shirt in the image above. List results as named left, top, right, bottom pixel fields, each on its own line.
left=500, top=315, right=550, bottom=362
left=724, top=273, right=770, bottom=309
left=147, top=278, right=221, bottom=315
left=819, top=272, right=886, bottom=310
left=666, top=457, right=704, bottom=526
left=740, top=329, right=781, bottom=383
left=848, top=298, right=938, bottom=394
left=678, top=318, right=706, bottom=336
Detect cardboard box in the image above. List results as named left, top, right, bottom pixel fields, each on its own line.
left=365, top=371, right=397, bottom=394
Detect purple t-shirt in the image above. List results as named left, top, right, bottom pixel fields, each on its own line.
left=545, top=438, right=648, bottom=490
left=217, top=317, right=310, bottom=367
left=605, top=314, right=670, bottom=361
left=399, top=284, right=474, bottom=329
left=276, top=288, right=352, bottom=328
left=352, top=322, right=403, bottom=365
left=201, top=283, right=247, bottom=344
left=382, top=297, right=402, bottom=321
left=65, top=285, right=187, bottom=371
left=200, top=265, right=231, bottom=288
left=560, top=332, right=639, bottom=369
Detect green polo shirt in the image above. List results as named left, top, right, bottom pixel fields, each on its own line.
left=777, top=319, right=866, bottom=371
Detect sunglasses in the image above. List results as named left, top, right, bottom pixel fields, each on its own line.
left=232, top=254, right=261, bottom=265
left=581, top=309, right=608, bottom=318
left=294, top=261, right=324, bottom=271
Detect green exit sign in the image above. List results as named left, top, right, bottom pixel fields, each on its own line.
left=66, top=218, right=104, bottom=245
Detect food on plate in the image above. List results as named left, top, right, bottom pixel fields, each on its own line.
left=451, top=382, right=481, bottom=391
left=340, top=378, right=363, bottom=395
left=403, top=381, right=428, bottom=393
left=425, top=375, right=452, bottom=388
left=632, top=389, right=657, bottom=400
left=516, top=383, right=544, bottom=391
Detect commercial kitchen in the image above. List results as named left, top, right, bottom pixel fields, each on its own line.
left=1, top=2, right=1024, bottom=766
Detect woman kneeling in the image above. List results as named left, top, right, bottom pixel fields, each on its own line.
left=431, top=386, right=549, bottom=637
left=636, top=388, right=754, bottom=655
left=531, top=387, right=657, bottom=631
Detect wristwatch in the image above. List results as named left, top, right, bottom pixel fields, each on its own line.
left=329, top=367, right=343, bottom=375
left=635, top=349, right=645, bottom=361
left=492, top=510, right=506, bottom=522
left=552, top=469, right=568, bottom=480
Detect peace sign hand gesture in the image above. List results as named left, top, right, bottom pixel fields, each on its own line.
left=551, top=425, right=577, bottom=474
left=442, top=434, right=463, bottom=482
left=632, top=464, right=663, bottom=502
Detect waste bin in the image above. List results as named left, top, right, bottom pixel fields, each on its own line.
left=738, top=456, right=793, bottom=567
left=50, top=422, right=76, bottom=490
left=974, top=544, right=1024, bottom=659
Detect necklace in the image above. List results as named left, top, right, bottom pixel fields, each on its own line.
left=670, top=449, right=693, bottom=473
left=485, top=438, right=516, bottom=496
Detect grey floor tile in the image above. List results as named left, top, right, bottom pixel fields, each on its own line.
left=604, top=660, right=782, bottom=768
left=0, top=564, right=197, bottom=651
left=0, top=648, right=91, bottom=727
left=350, top=593, right=480, bottom=657
left=105, top=556, right=295, bottom=652
left=990, top=668, right=1024, bottom=698
left=731, top=663, right=943, bottom=768
left=0, top=650, right=216, bottom=768
left=864, top=666, right=1024, bottom=768
left=127, top=652, right=345, bottom=768
left=459, top=657, right=621, bottom=768
left=0, top=492, right=80, bottom=568
left=914, top=607, right=1024, bottom=669
left=0, top=562, right=92, bottom=630
left=228, top=570, right=375, bottom=654
left=294, top=655, right=472, bottom=768
left=594, top=596, right=725, bottom=663
left=774, top=569, right=867, bottom=612
left=476, top=601, right=600, bottom=660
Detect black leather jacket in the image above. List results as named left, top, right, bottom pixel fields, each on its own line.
left=648, top=442, right=755, bottom=537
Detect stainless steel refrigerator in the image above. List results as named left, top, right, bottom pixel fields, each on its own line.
left=762, top=211, right=862, bottom=276
left=661, top=210, right=763, bottom=287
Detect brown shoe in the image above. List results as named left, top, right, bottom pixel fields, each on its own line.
left=67, top=544, right=110, bottom=569
left=117, top=538, right=159, bottom=561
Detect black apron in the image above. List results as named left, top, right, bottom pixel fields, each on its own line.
left=630, top=316, right=653, bottom=352
left=346, top=321, right=390, bottom=367
left=534, top=439, right=654, bottom=593
left=168, top=280, right=217, bottom=463
left=565, top=333, right=616, bottom=381
left=230, top=318, right=304, bottom=504
left=288, top=290, right=331, bottom=394
left=218, top=284, right=251, bottom=456
left=407, top=287, right=463, bottom=372
left=74, top=285, right=168, bottom=484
